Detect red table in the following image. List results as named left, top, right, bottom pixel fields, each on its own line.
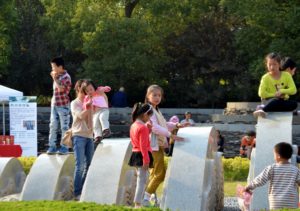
left=0, top=145, right=22, bottom=157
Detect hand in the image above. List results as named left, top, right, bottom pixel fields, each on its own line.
left=171, top=134, right=184, bottom=141
left=180, top=122, right=190, bottom=127
left=50, top=71, right=58, bottom=79
left=275, top=91, right=283, bottom=98
left=244, top=187, right=252, bottom=194
left=146, top=121, right=152, bottom=130
left=142, top=163, right=149, bottom=170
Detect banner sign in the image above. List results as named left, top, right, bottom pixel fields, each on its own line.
left=9, top=96, right=37, bottom=156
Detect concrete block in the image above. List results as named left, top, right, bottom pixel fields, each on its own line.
left=20, top=154, right=74, bottom=201
left=250, top=113, right=293, bottom=211
left=0, top=158, right=26, bottom=197
left=160, top=127, right=223, bottom=211
left=81, top=138, right=136, bottom=205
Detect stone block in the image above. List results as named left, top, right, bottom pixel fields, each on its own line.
left=20, top=154, right=74, bottom=201
left=250, top=113, right=293, bottom=211
left=160, top=127, right=223, bottom=211
left=0, top=158, right=26, bottom=197
left=81, top=138, right=136, bottom=205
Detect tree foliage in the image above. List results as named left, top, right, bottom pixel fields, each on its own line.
left=0, top=0, right=300, bottom=107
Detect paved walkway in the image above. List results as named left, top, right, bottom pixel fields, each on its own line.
left=223, top=197, right=241, bottom=211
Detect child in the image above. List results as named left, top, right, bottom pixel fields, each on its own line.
left=239, top=131, right=256, bottom=159
left=47, top=56, right=72, bottom=154
left=81, top=80, right=111, bottom=145
left=166, top=115, right=180, bottom=157
left=143, top=84, right=185, bottom=206
left=128, top=102, right=154, bottom=208
left=281, top=57, right=297, bottom=76
left=253, top=52, right=297, bottom=118
left=245, top=142, right=300, bottom=210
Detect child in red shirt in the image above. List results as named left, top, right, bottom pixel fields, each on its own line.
left=128, top=102, right=154, bottom=208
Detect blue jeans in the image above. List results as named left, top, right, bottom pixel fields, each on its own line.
left=73, top=135, right=94, bottom=196
left=48, top=105, right=70, bottom=148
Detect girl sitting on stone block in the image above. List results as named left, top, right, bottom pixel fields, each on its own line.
left=253, top=52, right=297, bottom=118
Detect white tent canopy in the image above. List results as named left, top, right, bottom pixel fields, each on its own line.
left=0, top=85, right=23, bottom=102
left=0, top=85, right=24, bottom=135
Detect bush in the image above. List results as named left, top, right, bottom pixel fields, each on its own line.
left=37, top=95, right=51, bottom=106
left=222, top=157, right=249, bottom=181
left=0, top=201, right=161, bottom=210
left=18, top=157, right=37, bottom=175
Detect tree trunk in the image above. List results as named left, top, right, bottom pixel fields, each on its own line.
left=125, top=0, right=139, bottom=18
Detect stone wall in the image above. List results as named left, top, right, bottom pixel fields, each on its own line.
left=1, top=105, right=300, bottom=157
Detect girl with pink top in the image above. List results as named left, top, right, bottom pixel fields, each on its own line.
left=142, top=84, right=188, bottom=206
left=81, top=80, right=111, bottom=146
left=128, top=102, right=154, bottom=208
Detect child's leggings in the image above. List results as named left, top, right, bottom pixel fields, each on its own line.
left=93, top=108, right=110, bottom=138
left=146, top=147, right=166, bottom=194
left=134, top=167, right=149, bottom=204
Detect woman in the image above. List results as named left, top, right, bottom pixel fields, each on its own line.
left=71, top=79, right=94, bottom=200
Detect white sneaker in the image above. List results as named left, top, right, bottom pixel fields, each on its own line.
left=253, top=109, right=267, bottom=118
left=142, top=199, right=151, bottom=207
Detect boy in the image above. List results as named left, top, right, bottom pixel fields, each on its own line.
left=47, top=57, right=72, bottom=154
left=240, top=131, right=256, bottom=159
left=281, top=57, right=297, bottom=76
left=245, top=142, right=300, bottom=210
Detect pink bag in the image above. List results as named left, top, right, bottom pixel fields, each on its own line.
left=236, top=184, right=252, bottom=211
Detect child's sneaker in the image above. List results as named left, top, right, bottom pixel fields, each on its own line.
left=141, top=199, right=151, bottom=207
left=58, top=146, right=69, bottom=155
left=46, top=146, right=57, bottom=154
left=253, top=109, right=267, bottom=118
left=102, top=129, right=111, bottom=138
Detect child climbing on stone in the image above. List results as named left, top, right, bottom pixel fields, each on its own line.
left=244, top=142, right=300, bottom=210
left=81, top=79, right=111, bottom=146
left=128, top=102, right=154, bottom=208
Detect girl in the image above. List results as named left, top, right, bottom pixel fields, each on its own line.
left=81, top=80, right=111, bottom=146
left=128, top=102, right=154, bottom=208
left=143, top=84, right=187, bottom=206
left=70, top=79, right=94, bottom=200
left=254, top=52, right=297, bottom=118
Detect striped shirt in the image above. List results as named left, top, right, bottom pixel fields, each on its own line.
left=246, top=163, right=300, bottom=209
left=52, top=71, right=72, bottom=106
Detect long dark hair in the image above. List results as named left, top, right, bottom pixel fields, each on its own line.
left=131, top=102, right=153, bottom=122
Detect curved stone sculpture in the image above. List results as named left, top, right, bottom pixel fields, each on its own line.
left=20, top=154, right=74, bottom=201
left=249, top=113, right=294, bottom=210
left=0, top=158, right=26, bottom=198
left=81, top=138, right=136, bottom=205
left=160, top=126, right=223, bottom=211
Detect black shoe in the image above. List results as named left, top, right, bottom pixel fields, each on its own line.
left=102, top=129, right=111, bottom=138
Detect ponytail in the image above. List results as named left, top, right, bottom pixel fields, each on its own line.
left=131, top=102, right=153, bottom=122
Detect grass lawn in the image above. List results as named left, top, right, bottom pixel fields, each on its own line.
left=224, top=181, right=247, bottom=197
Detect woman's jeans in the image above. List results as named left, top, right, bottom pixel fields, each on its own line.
left=73, top=135, right=94, bottom=196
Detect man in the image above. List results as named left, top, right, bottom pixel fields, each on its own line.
left=180, top=111, right=195, bottom=126
left=47, top=57, right=72, bottom=154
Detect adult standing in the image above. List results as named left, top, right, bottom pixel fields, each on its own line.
left=111, top=86, right=128, bottom=107
left=47, top=57, right=72, bottom=154
left=71, top=79, right=94, bottom=200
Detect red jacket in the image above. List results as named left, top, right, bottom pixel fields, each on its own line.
left=130, top=120, right=152, bottom=165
